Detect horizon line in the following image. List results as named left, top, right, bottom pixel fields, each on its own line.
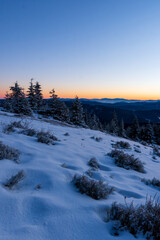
left=0, top=96, right=160, bottom=101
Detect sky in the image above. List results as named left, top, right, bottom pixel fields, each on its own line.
left=1, top=0, right=160, bottom=99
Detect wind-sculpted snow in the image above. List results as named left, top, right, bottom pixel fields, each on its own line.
left=0, top=111, right=159, bottom=239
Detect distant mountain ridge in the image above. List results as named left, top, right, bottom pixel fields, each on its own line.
left=61, top=97, right=160, bottom=104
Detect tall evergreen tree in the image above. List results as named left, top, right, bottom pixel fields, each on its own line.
left=49, top=89, right=70, bottom=122
left=119, top=118, right=126, bottom=137
left=109, top=111, right=119, bottom=135
left=84, top=110, right=102, bottom=130
left=4, top=91, right=12, bottom=111
left=71, top=96, right=85, bottom=126
left=27, top=78, right=35, bottom=110
left=153, top=124, right=160, bottom=145
left=140, top=122, right=154, bottom=143
left=128, top=115, right=140, bottom=140
left=49, top=88, right=58, bottom=114
left=8, top=82, right=32, bottom=115
left=34, top=81, right=43, bottom=111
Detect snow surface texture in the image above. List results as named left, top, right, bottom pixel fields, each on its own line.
left=0, top=111, right=159, bottom=240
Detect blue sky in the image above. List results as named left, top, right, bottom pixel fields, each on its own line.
left=1, top=0, right=160, bottom=99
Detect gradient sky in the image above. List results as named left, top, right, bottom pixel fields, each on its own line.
left=1, top=0, right=160, bottom=99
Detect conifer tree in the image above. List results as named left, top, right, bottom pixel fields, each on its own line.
left=55, top=100, right=70, bottom=122
left=34, top=81, right=43, bottom=111
left=8, top=82, right=32, bottom=115
left=49, top=88, right=58, bottom=114
left=119, top=118, right=126, bottom=137
left=84, top=110, right=102, bottom=130
left=153, top=124, right=160, bottom=145
left=4, top=91, right=12, bottom=111
left=71, top=96, right=85, bottom=126
left=140, top=122, right=154, bottom=143
left=109, top=111, right=119, bottom=135
left=129, top=115, right=140, bottom=140
left=27, top=78, right=35, bottom=110
left=49, top=89, right=70, bottom=122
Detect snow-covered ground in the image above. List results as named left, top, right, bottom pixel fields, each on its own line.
left=0, top=111, right=159, bottom=240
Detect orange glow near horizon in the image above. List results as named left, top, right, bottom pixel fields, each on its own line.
left=0, top=88, right=160, bottom=101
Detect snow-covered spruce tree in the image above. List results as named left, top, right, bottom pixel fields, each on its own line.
left=27, top=78, right=36, bottom=110
left=4, top=91, right=12, bottom=112
left=55, top=100, right=70, bottom=122
left=128, top=115, right=140, bottom=140
left=90, top=114, right=101, bottom=130
left=140, top=122, right=154, bottom=143
left=109, top=111, right=119, bottom=135
left=8, top=82, right=32, bottom=115
left=49, top=88, right=58, bottom=115
left=153, top=124, right=160, bottom=145
left=49, top=89, right=70, bottom=122
left=84, top=111, right=100, bottom=130
left=119, top=119, right=126, bottom=138
left=34, top=81, right=43, bottom=112
left=71, top=96, right=85, bottom=126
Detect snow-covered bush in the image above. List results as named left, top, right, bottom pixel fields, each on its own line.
left=10, top=120, right=25, bottom=129
left=88, top=157, right=99, bottom=169
left=3, top=123, right=15, bottom=134
left=108, top=149, right=145, bottom=173
left=72, top=174, right=114, bottom=200
left=0, top=141, right=20, bottom=162
left=3, top=120, right=29, bottom=134
left=141, top=177, right=160, bottom=187
left=90, top=136, right=95, bottom=139
left=4, top=170, right=25, bottom=189
left=95, top=137, right=102, bottom=142
left=64, top=132, right=69, bottom=136
left=20, top=128, right=37, bottom=136
left=134, top=147, right=141, bottom=153
left=113, top=141, right=131, bottom=149
left=37, top=130, right=58, bottom=145
left=90, top=136, right=102, bottom=142
left=107, top=198, right=160, bottom=239
left=153, top=146, right=160, bottom=157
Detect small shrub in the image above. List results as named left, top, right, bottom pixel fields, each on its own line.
left=72, top=174, right=114, bottom=200
left=37, top=130, right=58, bottom=145
left=108, top=149, right=145, bottom=173
left=64, top=132, right=69, bottom=136
left=142, top=177, right=160, bottom=188
left=134, top=144, right=140, bottom=148
left=3, top=124, right=15, bottom=134
left=90, top=136, right=95, bottom=139
left=113, top=141, right=131, bottom=149
left=21, top=128, right=37, bottom=136
left=0, top=141, right=20, bottom=162
left=10, top=121, right=24, bottom=129
left=107, top=198, right=160, bottom=239
left=86, top=168, right=93, bottom=177
left=35, top=184, right=42, bottom=190
left=95, top=137, right=102, bottom=142
left=134, top=147, right=141, bottom=153
left=153, top=147, right=160, bottom=157
left=61, top=163, right=67, bottom=168
left=3, top=120, right=29, bottom=134
left=4, top=170, right=25, bottom=189
left=88, top=157, right=99, bottom=169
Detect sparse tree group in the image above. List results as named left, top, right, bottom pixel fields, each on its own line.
left=3, top=80, right=101, bottom=130
left=3, top=80, right=160, bottom=145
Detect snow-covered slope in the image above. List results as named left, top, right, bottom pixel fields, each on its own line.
left=0, top=111, right=159, bottom=240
